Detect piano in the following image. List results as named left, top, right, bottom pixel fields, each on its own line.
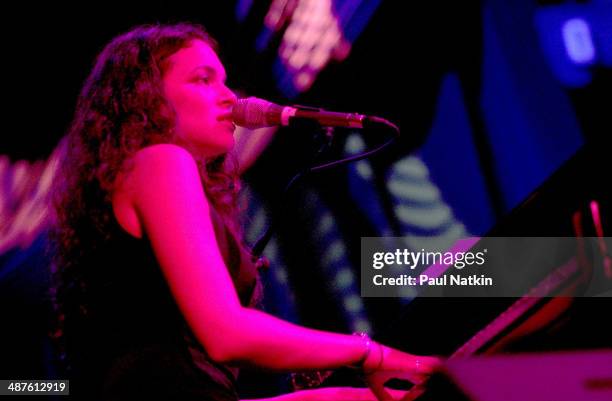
left=318, top=143, right=612, bottom=400
left=385, top=143, right=612, bottom=399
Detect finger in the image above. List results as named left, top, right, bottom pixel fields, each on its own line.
left=399, top=384, right=426, bottom=401
left=374, top=369, right=425, bottom=385
left=386, top=388, right=409, bottom=401
left=400, top=355, right=443, bottom=376
left=415, top=356, right=443, bottom=374
left=367, top=374, right=394, bottom=401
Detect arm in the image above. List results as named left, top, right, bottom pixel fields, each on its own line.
left=126, top=144, right=437, bottom=375
left=242, top=387, right=406, bottom=401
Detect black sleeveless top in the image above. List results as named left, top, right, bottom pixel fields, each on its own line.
left=69, top=207, right=262, bottom=400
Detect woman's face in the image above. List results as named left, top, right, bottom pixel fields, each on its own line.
left=162, top=40, right=237, bottom=157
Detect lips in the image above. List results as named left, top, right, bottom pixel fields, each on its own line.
left=217, top=112, right=233, bottom=122
left=218, top=113, right=236, bottom=131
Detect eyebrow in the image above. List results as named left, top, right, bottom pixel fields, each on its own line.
left=191, top=65, right=227, bottom=83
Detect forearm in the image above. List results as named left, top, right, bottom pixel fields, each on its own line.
left=242, top=387, right=382, bottom=401
left=215, top=307, right=369, bottom=371
left=242, top=391, right=305, bottom=401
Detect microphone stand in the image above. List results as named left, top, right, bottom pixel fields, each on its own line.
left=251, top=118, right=334, bottom=257
left=251, top=116, right=400, bottom=258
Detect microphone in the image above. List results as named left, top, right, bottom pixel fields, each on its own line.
left=232, top=97, right=367, bottom=130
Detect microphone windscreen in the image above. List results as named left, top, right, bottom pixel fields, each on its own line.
left=232, top=97, right=275, bottom=129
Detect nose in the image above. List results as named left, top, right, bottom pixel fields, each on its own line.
left=220, top=84, right=237, bottom=108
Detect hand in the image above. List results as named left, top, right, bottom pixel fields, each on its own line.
left=364, top=344, right=442, bottom=401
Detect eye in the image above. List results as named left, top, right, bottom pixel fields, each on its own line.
left=196, top=75, right=212, bottom=84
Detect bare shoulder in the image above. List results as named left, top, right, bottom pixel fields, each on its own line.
left=128, top=143, right=206, bottom=204
left=112, top=144, right=205, bottom=238
left=126, top=144, right=204, bottom=193
left=131, top=143, right=197, bottom=171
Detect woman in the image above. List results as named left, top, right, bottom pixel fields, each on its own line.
left=51, top=23, right=439, bottom=400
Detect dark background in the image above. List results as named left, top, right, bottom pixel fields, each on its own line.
left=1, top=0, right=611, bottom=397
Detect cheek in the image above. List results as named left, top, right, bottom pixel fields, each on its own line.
left=174, top=90, right=212, bottom=116
left=172, top=92, right=217, bottom=129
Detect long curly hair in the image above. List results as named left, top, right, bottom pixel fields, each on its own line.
left=49, top=23, right=243, bottom=370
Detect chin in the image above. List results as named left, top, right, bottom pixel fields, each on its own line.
left=219, top=135, right=235, bottom=152
left=202, top=137, right=235, bottom=158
